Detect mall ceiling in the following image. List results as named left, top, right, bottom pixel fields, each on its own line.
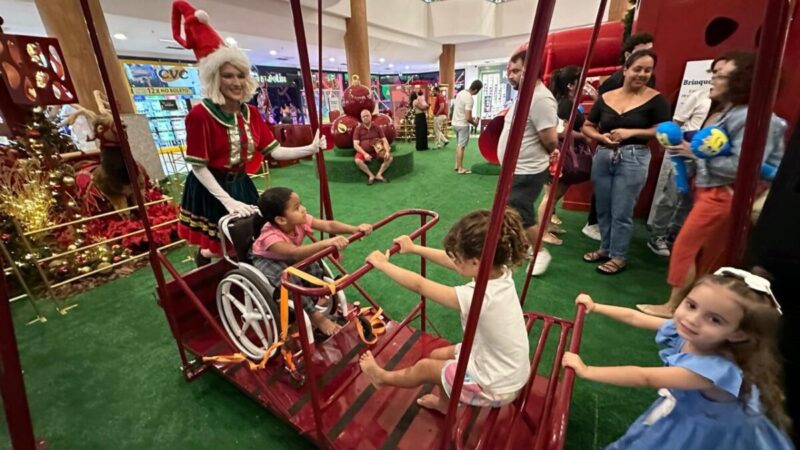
left=1, top=0, right=607, bottom=73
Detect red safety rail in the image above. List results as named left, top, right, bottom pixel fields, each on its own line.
left=726, top=0, right=793, bottom=265
left=522, top=0, right=609, bottom=304
left=290, top=0, right=334, bottom=224
left=0, top=270, right=44, bottom=449
left=439, top=0, right=559, bottom=448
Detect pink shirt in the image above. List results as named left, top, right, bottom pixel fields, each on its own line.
left=252, top=214, right=314, bottom=260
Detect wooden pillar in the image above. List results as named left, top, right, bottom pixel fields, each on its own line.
left=609, top=0, right=631, bottom=21
left=343, top=0, right=371, bottom=82
left=34, top=0, right=134, bottom=114
left=439, top=44, right=456, bottom=97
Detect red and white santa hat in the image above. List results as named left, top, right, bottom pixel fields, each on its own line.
left=171, top=0, right=225, bottom=61
left=170, top=0, right=250, bottom=69
left=171, top=0, right=254, bottom=103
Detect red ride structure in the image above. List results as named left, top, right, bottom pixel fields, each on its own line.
left=2, top=0, right=796, bottom=449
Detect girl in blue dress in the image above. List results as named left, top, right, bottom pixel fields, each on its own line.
left=562, top=267, right=794, bottom=449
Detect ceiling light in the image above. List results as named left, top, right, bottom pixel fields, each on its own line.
left=485, top=0, right=511, bottom=3
left=225, top=37, right=238, bottom=46
left=379, top=57, right=385, bottom=63
left=113, top=33, right=127, bottom=40
left=404, top=65, right=410, bottom=70
left=388, top=63, right=394, bottom=68
left=329, top=57, right=336, bottom=62
left=159, top=38, right=178, bottom=44
left=269, top=50, right=277, bottom=56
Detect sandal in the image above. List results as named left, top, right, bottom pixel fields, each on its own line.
left=355, top=307, right=387, bottom=345
left=583, top=250, right=609, bottom=263
left=550, top=215, right=563, bottom=226
left=597, top=259, right=626, bottom=275
left=367, top=178, right=375, bottom=186
left=457, top=169, right=472, bottom=174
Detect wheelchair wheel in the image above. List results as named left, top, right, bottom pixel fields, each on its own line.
left=217, top=268, right=281, bottom=360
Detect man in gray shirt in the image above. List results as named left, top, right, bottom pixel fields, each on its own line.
left=497, top=47, right=559, bottom=276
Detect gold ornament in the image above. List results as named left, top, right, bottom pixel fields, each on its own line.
left=0, top=160, right=53, bottom=232
left=67, top=244, right=77, bottom=251
left=61, top=176, right=75, bottom=187
left=97, top=262, right=113, bottom=274
left=77, top=266, right=91, bottom=274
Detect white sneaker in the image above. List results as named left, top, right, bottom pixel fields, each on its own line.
left=528, top=248, right=552, bottom=277
left=647, top=236, right=671, bottom=257
left=582, top=223, right=601, bottom=241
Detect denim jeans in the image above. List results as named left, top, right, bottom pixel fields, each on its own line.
left=591, top=145, right=651, bottom=260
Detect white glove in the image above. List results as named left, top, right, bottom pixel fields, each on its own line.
left=220, top=198, right=259, bottom=217
left=269, top=130, right=324, bottom=160
left=191, top=165, right=258, bottom=217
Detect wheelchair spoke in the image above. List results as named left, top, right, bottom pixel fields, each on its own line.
left=224, top=293, right=247, bottom=315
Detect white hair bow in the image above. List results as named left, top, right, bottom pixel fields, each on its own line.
left=714, top=267, right=782, bottom=315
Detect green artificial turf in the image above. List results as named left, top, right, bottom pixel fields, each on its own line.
left=2, top=140, right=672, bottom=450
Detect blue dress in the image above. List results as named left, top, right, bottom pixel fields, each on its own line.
left=606, top=320, right=794, bottom=450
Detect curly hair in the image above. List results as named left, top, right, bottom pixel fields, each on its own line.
left=442, top=208, right=529, bottom=268
left=715, top=51, right=756, bottom=106
left=695, top=272, right=792, bottom=432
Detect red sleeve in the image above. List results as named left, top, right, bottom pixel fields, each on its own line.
left=353, top=124, right=363, bottom=143
left=184, top=107, right=210, bottom=166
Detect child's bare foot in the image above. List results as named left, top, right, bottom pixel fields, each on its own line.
left=417, top=393, right=449, bottom=414
left=359, top=351, right=385, bottom=388
left=310, top=311, right=342, bottom=336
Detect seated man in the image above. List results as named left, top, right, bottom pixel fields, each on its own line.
left=353, top=109, right=393, bottom=185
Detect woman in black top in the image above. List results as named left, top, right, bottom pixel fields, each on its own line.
left=538, top=66, right=590, bottom=245
left=581, top=50, right=671, bottom=274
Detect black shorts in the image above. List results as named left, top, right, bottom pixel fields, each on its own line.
left=507, top=171, right=549, bottom=228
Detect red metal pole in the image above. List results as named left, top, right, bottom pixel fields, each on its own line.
left=289, top=0, right=335, bottom=223
left=726, top=0, right=793, bottom=265
left=521, top=0, right=608, bottom=306
left=76, top=0, right=170, bottom=310
left=438, top=0, right=558, bottom=447
left=291, top=291, right=329, bottom=448
left=0, top=270, right=41, bottom=450
left=420, top=214, right=427, bottom=334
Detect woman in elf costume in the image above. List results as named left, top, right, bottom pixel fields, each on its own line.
left=171, top=1, right=326, bottom=264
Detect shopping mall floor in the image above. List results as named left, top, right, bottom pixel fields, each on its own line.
left=2, top=140, right=670, bottom=450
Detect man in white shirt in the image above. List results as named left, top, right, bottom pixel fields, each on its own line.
left=451, top=80, right=483, bottom=174
left=646, top=59, right=719, bottom=257
left=497, top=48, right=559, bottom=276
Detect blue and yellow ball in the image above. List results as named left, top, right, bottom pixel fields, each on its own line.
left=691, top=126, right=732, bottom=158
left=656, top=121, right=683, bottom=147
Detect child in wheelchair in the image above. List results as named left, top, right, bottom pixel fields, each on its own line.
left=251, top=187, right=373, bottom=336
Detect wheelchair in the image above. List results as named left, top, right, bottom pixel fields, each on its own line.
left=215, top=213, right=349, bottom=361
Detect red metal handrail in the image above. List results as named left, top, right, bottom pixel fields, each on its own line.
left=440, top=0, right=559, bottom=447
left=521, top=0, right=609, bottom=305
left=279, top=209, right=439, bottom=296
left=725, top=0, right=793, bottom=265
left=0, top=269, right=40, bottom=449
left=289, top=0, right=334, bottom=225
left=548, top=303, right=588, bottom=449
